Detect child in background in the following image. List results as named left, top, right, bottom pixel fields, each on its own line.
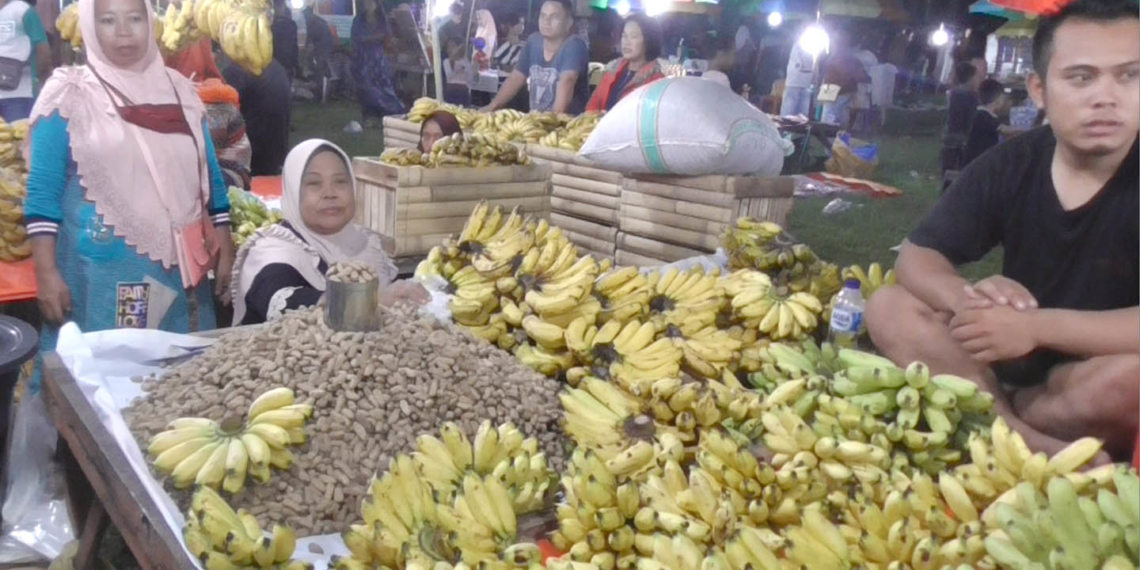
left=962, top=78, right=1018, bottom=166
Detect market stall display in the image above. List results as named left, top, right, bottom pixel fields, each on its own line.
left=351, top=156, right=550, bottom=261
left=0, top=120, right=30, bottom=263
left=230, top=187, right=283, bottom=247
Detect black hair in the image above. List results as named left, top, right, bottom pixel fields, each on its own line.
left=305, top=144, right=350, bottom=176
left=978, top=79, right=1005, bottom=106
left=497, top=10, right=523, bottom=36
left=623, top=12, right=663, bottom=61
left=1033, top=0, right=1138, bottom=78
left=543, top=0, right=574, bottom=19
left=952, top=61, right=977, bottom=86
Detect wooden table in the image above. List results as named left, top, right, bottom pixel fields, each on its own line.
left=42, top=353, right=196, bottom=570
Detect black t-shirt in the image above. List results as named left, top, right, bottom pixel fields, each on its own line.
left=224, top=60, right=292, bottom=176
left=963, top=109, right=1001, bottom=166
left=910, top=126, right=1139, bottom=385
left=946, top=87, right=979, bottom=141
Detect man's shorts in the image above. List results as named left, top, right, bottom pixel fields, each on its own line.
left=993, top=349, right=1076, bottom=391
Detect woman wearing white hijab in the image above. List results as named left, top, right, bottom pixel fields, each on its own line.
left=231, top=140, right=428, bottom=325
left=23, top=0, right=233, bottom=386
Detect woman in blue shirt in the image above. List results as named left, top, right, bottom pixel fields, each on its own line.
left=23, top=0, right=233, bottom=383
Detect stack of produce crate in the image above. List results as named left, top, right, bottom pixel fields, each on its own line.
left=617, top=174, right=796, bottom=265
left=525, top=144, right=621, bottom=259
left=381, top=116, right=422, bottom=150
left=352, top=157, right=551, bottom=271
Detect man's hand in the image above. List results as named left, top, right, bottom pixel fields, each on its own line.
left=949, top=305, right=1037, bottom=363
left=965, top=276, right=1038, bottom=311
left=37, top=268, right=71, bottom=325
left=379, top=280, right=431, bottom=307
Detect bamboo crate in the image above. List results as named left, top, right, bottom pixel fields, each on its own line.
left=616, top=232, right=707, bottom=264
left=551, top=212, right=618, bottom=258
left=618, top=174, right=795, bottom=255
left=352, top=157, right=552, bottom=258
left=525, top=144, right=622, bottom=228
left=382, top=116, right=422, bottom=150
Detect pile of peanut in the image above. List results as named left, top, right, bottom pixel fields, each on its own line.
left=326, top=261, right=379, bottom=284
left=124, top=305, right=566, bottom=536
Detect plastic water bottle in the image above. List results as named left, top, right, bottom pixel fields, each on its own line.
left=828, top=279, right=866, bottom=348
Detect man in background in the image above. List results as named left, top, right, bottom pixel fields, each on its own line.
left=0, top=0, right=50, bottom=121
left=780, top=24, right=814, bottom=117
left=819, top=32, right=870, bottom=126
left=302, top=0, right=334, bottom=81
left=962, top=78, right=1018, bottom=165
left=480, top=0, right=588, bottom=114
left=273, top=0, right=299, bottom=84
left=940, top=59, right=982, bottom=181
left=224, top=58, right=292, bottom=176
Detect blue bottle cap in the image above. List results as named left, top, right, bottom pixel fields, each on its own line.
left=845, top=279, right=862, bottom=289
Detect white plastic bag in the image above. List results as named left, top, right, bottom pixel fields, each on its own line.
left=0, top=392, right=74, bottom=562
left=579, top=77, right=794, bottom=176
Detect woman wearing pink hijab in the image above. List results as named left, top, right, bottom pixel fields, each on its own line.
left=22, top=0, right=234, bottom=380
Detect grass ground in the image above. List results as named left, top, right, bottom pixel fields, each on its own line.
left=290, top=99, right=1002, bottom=280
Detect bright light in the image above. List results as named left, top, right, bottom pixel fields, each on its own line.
left=433, top=0, right=455, bottom=19
left=930, top=23, right=949, bottom=47
left=798, top=23, right=829, bottom=57
left=645, top=0, right=668, bottom=17
left=767, top=11, right=782, bottom=28
left=288, top=0, right=303, bottom=9
left=614, top=0, right=631, bottom=16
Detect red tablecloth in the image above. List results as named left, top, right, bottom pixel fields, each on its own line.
left=0, top=259, right=36, bottom=303
left=251, top=176, right=282, bottom=200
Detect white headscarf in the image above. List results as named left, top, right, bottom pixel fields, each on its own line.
left=231, top=140, right=395, bottom=324
left=735, top=25, right=753, bottom=51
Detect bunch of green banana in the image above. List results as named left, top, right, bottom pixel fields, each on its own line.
left=148, top=387, right=309, bottom=491
left=984, top=473, right=1139, bottom=570
left=184, top=486, right=309, bottom=570
left=781, top=260, right=844, bottom=302
left=413, top=420, right=553, bottom=513
left=228, top=187, right=281, bottom=247
left=643, top=266, right=724, bottom=332
left=378, top=148, right=425, bottom=166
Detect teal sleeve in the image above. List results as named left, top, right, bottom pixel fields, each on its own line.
left=23, top=111, right=68, bottom=235
left=23, top=9, right=46, bottom=44
left=202, top=118, right=231, bottom=223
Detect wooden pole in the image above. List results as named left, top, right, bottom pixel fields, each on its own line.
left=431, top=2, right=444, bottom=102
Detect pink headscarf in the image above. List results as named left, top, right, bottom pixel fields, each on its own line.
left=26, top=0, right=210, bottom=269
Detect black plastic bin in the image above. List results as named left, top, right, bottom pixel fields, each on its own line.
left=0, top=316, right=38, bottom=526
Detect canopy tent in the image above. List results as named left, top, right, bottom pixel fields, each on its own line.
left=982, top=0, right=1064, bottom=15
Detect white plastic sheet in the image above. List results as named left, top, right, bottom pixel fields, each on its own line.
left=38, top=324, right=349, bottom=570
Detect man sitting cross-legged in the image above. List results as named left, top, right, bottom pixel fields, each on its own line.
left=866, top=0, right=1140, bottom=461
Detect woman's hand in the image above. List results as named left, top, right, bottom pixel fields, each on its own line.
left=214, top=227, right=236, bottom=306
left=37, top=268, right=72, bottom=325
left=379, top=280, right=431, bottom=307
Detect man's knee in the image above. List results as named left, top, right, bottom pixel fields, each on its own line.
left=1022, top=354, right=1139, bottom=452
left=866, top=285, right=931, bottom=344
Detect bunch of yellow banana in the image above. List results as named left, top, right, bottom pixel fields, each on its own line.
left=984, top=473, right=1139, bottom=570
left=843, top=262, right=897, bottom=299
left=147, top=387, right=309, bottom=491
left=538, top=128, right=588, bottom=152
left=446, top=265, right=498, bottom=327
left=160, top=0, right=200, bottom=54
left=636, top=459, right=738, bottom=546
left=426, top=132, right=530, bottom=168
left=512, top=342, right=576, bottom=377
left=660, top=321, right=742, bottom=379
left=493, top=117, right=548, bottom=144
left=57, top=4, right=82, bottom=48
left=559, top=376, right=648, bottom=450
left=203, top=1, right=273, bottom=76
left=731, top=282, right=823, bottom=342
left=549, top=445, right=656, bottom=567
left=406, top=98, right=443, bottom=123
left=184, top=486, right=309, bottom=570
left=378, top=148, right=425, bottom=166
left=413, top=420, right=553, bottom=513
left=514, top=238, right=598, bottom=320
left=721, top=218, right=795, bottom=270
left=562, top=318, right=681, bottom=393
left=0, top=193, right=28, bottom=262
left=643, top=266, right=724, bottom=332
left=957, top=416, right=1114, bottom=506
left=592, top=266, right=652, bottom=326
